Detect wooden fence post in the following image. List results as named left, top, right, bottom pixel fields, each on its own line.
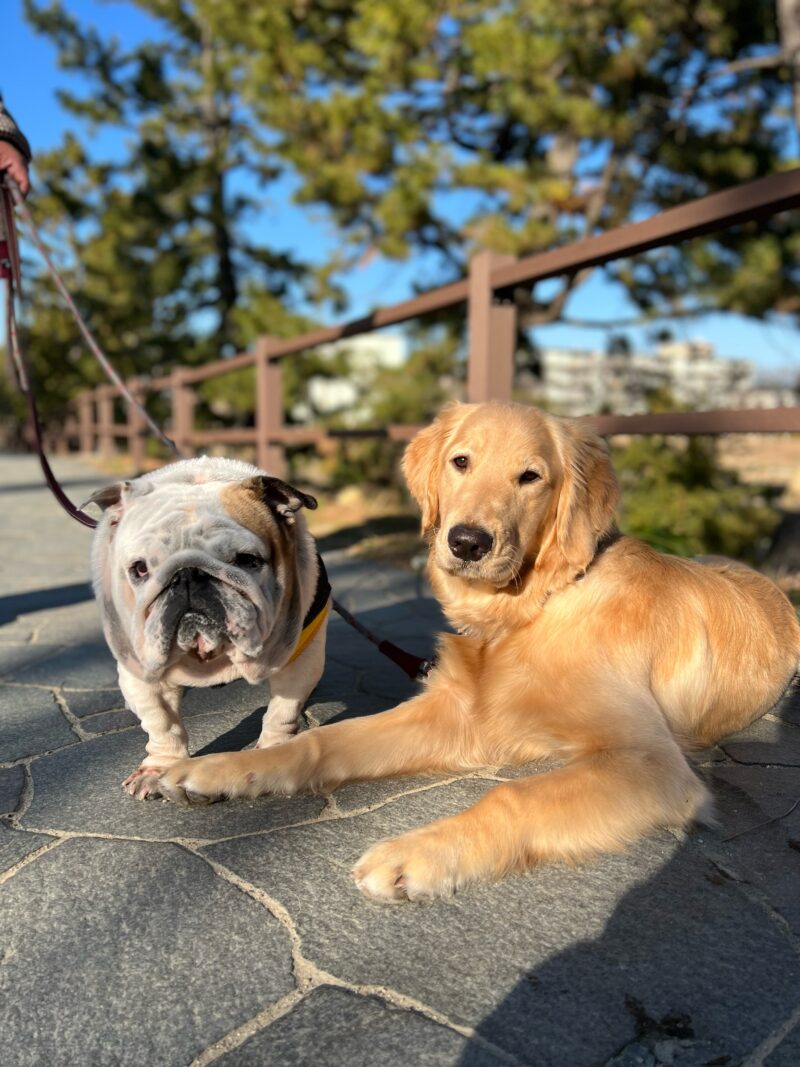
left=97, top=384, right=115, bottom=457
left=127, top=377, right=146, bottom=470
left=60, top=415, right=78, bottom=454
left=171, top=369, right=196, bottom=457
left=466, top=250, right=518, bottom=403
left=78, top=391, right=95, bottom=453
left=255, top=336, right=286, bottom=476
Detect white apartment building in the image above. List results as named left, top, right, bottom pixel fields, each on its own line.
left=536, top=340, right=760, bottom=416
left=291, top=333, right=407, bottom=425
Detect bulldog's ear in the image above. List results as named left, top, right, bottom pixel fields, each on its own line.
left=244, top=476, right=318, bottom=525
left=81, top=482, right=129, bottom=512
left=81, top=480, right=153, bottom=524
left=402, top=402, right=470, bottom=536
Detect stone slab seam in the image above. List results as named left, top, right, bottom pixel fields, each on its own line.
left=693, top=846, right=800, bottom=959
left=71, top=715, right=135, bottom=739
left=8, top=760, right=34, bottom=820
left=0, top=644, right=68, bottom=679
left=742, top=999, right=800, bottom=1067
left=186, top=846, right=527, bottom=1067
left=764, top=712, right=800, bottom=730
left=189, top=990, right=307, bottom=1067
left=0, top=736, right=82, bottom=770
left=52, top=688, right=92, bottom=742
left=1, top=681, right=120, bottom=693
left=717, top=744, right=800, bottom=768
left=0, top=835, right=66, bottom=885
left=17, top=774, right=464, bottom=848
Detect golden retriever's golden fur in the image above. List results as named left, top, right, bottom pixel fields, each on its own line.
left=159, top=402, right=800, bottom=902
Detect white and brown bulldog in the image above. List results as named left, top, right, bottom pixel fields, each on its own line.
left=87, top=457, right=330, bottom=799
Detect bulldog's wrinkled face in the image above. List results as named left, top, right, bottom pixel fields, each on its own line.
left=403, top=402, right=619, bottom=591
left=90, top=461, right=317, bottom=683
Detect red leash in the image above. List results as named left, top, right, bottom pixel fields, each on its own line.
left=1, top=175, right=433, bottom=681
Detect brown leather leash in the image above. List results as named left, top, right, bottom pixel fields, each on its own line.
left=1, top=174, right=433, bottom=680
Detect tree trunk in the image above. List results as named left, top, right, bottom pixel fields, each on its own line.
left=777, top=0, right=800, bottom=147
left=200, top=21, right=238, bottom=353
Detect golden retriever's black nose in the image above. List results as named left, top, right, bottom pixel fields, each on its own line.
left=448, top=524, right=494, bottom=562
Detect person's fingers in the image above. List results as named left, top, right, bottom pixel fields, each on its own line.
left=0, top=146, right=31, bottom=197
left=9, top=159, right=30, bottom=197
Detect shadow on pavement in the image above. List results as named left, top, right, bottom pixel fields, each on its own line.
left=194, top=708, right=265, bottom=755
left=458, top=705, right=800, bottom=1067
left=0, top=582, right=93, bottom=625
left=315, top=515, right=419, bottom=554
left=0, top=478, right=103, bottom=495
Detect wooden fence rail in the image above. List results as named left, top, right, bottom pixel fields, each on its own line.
left=59, top=169, right=800, bottom=475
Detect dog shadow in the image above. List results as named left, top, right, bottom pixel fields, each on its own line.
left=457, top=693, right=800, bottom=1067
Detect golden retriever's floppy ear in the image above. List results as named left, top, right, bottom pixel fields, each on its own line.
left=403, top=403, right=468, bottom=536
left=537, top=418, right=620, bottom=588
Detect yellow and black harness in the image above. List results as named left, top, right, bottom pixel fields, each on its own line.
left=287, top=552, right=332, bottom=665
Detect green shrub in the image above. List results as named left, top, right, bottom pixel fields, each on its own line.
left=612, top=435, right=779, bottom=562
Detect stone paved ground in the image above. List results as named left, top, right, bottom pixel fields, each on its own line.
left=1, top=453, right=800, bottom=1067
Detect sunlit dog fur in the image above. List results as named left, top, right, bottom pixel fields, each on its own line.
left=89, top=458, right=326, bottom=798
left=158, top=402, right=800, bottom=901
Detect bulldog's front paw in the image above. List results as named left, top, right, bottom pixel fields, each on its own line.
left=254, top=726, right=297, bottom=750
left=123, top=764, right=171, bottom=800
left=352, top=827, right=465, bottom=903
left=157, top=753, right=256, bottom=806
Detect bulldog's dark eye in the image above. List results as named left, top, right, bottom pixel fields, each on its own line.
left=234, top=553, right=263, bottom=569
left=451, top=455, right=469, bottom=472
left=519, top=470, right=541, bottom=484
left=128, top=560, right=149, bottom=582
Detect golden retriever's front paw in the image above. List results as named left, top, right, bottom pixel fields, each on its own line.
left=352, top=830, right=463, bottom=903
left=157, top=753, right=252, bottom=806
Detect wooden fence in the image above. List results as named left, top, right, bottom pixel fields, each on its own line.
left=62, top=169, right=800, bottom=476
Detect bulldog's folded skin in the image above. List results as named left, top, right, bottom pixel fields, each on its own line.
left=87, top=457, right=328, bottom=799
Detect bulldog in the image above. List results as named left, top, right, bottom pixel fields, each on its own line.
left=87, top=457, right=330, bottom=799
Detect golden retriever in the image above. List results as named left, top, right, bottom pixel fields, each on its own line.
left=158, top=402, right=800, bottom=902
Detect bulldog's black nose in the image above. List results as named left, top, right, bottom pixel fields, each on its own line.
left=170, top=567, right=207, bottom=588
left=448, top=524, right=494, bottom=562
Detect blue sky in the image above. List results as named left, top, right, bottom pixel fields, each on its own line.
left=4, top=0, right=799, bottom=382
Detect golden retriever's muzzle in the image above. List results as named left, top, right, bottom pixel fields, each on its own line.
left=447, top=524, right=494, bottom=562
left=442, top=521, right=521, bottom=586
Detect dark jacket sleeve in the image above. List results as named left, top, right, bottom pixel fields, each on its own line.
left=0, top=95, right=32, bottom=162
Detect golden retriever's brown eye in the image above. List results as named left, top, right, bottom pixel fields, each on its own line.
left=452, top=455, right=469, bottom=472
left=519, top=470, right=541, bottom=484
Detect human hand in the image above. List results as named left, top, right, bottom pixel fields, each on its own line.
left=0, top=142, right=30, bottom=197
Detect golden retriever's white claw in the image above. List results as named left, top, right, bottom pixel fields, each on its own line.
left=122, top=764, right=170, bottom=801
left=351, top=833, right=460, bottom=903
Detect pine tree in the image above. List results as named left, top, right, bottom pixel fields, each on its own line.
left=206, top=0, right=799, bottom=328
left=14, top=0, right=799, bottom=430
left=18, top=0, right=334, bottom=421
